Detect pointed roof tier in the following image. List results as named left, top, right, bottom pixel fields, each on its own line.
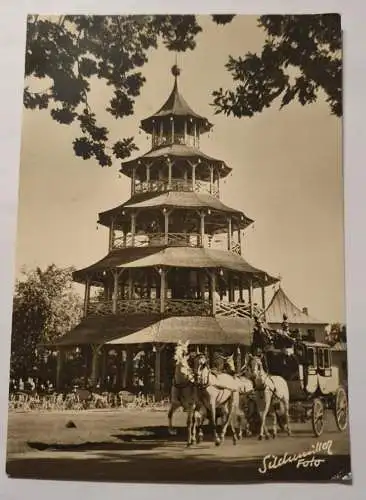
left=119, top=144, right=231, bottom=179
left=140, top=65, right=213, bottom=135
left=46, top=315, right=254, bottom=347
left=264, top=286, right=327, bottom=325
left=73, top=246, right=279, bottom=288
left=98, top=191, right=253, bottom=230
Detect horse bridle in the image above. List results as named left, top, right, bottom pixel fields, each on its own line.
left=249, top=360, right=284, bottom=401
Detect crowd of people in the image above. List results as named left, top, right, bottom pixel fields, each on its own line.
left=9, top=377, right=54, bottom=394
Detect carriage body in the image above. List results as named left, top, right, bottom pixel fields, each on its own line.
left=263, top=340, right=348, bottom=437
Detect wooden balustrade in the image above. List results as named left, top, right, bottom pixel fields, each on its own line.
left=231, top=241, right=241, bottom=255
left=164, top=299, right=211, bottom=316
left=116, top=299, right=160, bottom=315
left=134, top=179, right=219, bottom=198
left=152, top=134, right=194, bottom=148
left=113, top=232, right=201, bottom=249
left=87, top=300, right=113, bottom=317
left=87, top=298, right=262, bottom=319
left=112, top=231, right=240, bottom=255
left=215, top=301, right=263, bottom=319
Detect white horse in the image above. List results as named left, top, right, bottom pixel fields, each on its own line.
left=192, top=353, right=242, bottom=446
left=245, top=354, right=292, bottom=440
left=167, top=341, right=203, bottom=446
left=223, top=354, right=255, bottom=439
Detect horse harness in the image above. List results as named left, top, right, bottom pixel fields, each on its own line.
left=255, top=371, right=285, bottom=403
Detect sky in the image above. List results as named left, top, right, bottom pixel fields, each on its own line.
left=14, top=15, right=345, bottom=323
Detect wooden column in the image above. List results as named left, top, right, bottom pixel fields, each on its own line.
left=261, top=285, right=266, bottom=320
left=131, top=166, right=136, bottom=196
left=171, top=118, right=174, bottom=143
left=194, top=123, right=197, bottom=147
left=164, top=210, right=169, bottom=245
left=56, top=349, right=65, bottom=391
left=128, top=269, right=133, bottom=298
left=131, top=213, right=136, bottom=246
left=154, top=346, right=161, bottom=401
left=146, top=163, right=150, bottom=184
left=160, top=269, right=166, bottom=314
left=90, top=346, right=101, bottom=389
left=108, top=218, right=115, bottom=252
left=217, top=170, right=220, bottom=196
left=152, top=122, right=156, bottom=147
left=112, top=270, right=119, bottom=314
left=192, top=164, right=196, bottom=191
left=116, top=348, right=123, bottom=389
left=184, top=119, right=187, bottom=144
left=126, top=348, right=134, bottom=391
left=227, top=217, right=232, bottom=251
left=248, top=280, right=254, bottom=317
left=147, top=270, right=152, bottom=300
left=200, top=212, right=205, bottom=247
left=229, top=274, right=234, bottom=302
left=167, top=159, right=172, bottom=189
left=210, top=271, right=216, bottom=316
left=239, top=277, right=244, bottom=302
left=209, top=166, right=214, bottom=194
left=101, top=348, right=107, bottom=390
left=159, top=120, right=163, bottom=142
left=199, top=270, right=205, bottom=299
left=103, top=282, right=108, bottom=301
left=238, top=226, right=242, bottom=255
left=184, top=168, right=188, bottom=184
left=83, top=279, right=91, bottom=318
left=123, top=223, right=127, bottom=247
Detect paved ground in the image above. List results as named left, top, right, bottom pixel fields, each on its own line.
left=6, top=409, right=351, bottom=484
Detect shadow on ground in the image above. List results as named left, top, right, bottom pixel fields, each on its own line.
left=7, top=422, right=352, bottom=484
left=26, top=424, right=217, bottom=453
left=6, top=450, right=351, bottom=484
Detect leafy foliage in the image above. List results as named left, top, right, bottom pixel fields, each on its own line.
left=24, top=14, right=341, bottom=169
left=212, top=14, right=342, bottom=118
left=24, top=15, right=205, bottom=167
left=10, top=265, right=82, bottom=379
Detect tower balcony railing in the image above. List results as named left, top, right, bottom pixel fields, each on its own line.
left=86, top=298, right=263, bottom=319
left=134, top=178, right=219, bottom=198
left=152, top=133, right=197, bottom=148
left=112, top=232, right=241, bottom=255
left=113, top=232, right=202, bottom=249
left=215, top=301, right=263, bottom=319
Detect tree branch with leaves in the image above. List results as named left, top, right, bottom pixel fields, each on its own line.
left=24, top=14, right=206, bottom=167
left=212, top=14, right=342, bottom=118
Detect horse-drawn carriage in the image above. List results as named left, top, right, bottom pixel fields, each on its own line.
left=168, top=329, right=349, bottom=446
left=261, top=339, right=348, bottom=437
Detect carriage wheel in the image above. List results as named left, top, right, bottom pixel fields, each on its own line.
left=312, top=398, right=325, bottom=437
left=334, top=386, right=348, bottom=432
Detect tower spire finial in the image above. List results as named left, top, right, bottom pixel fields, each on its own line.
left=171, top=52, right=181, bottom=80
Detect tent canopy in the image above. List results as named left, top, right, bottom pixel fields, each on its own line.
left=265, top=286, right=327, bottom=325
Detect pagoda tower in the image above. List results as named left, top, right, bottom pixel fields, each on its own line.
left=53, top=66, right=279, bottom=398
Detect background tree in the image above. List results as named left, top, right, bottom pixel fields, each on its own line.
left=212, top=14, right=342, bottom=118
left=10, top=265, right=82, bottom=382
